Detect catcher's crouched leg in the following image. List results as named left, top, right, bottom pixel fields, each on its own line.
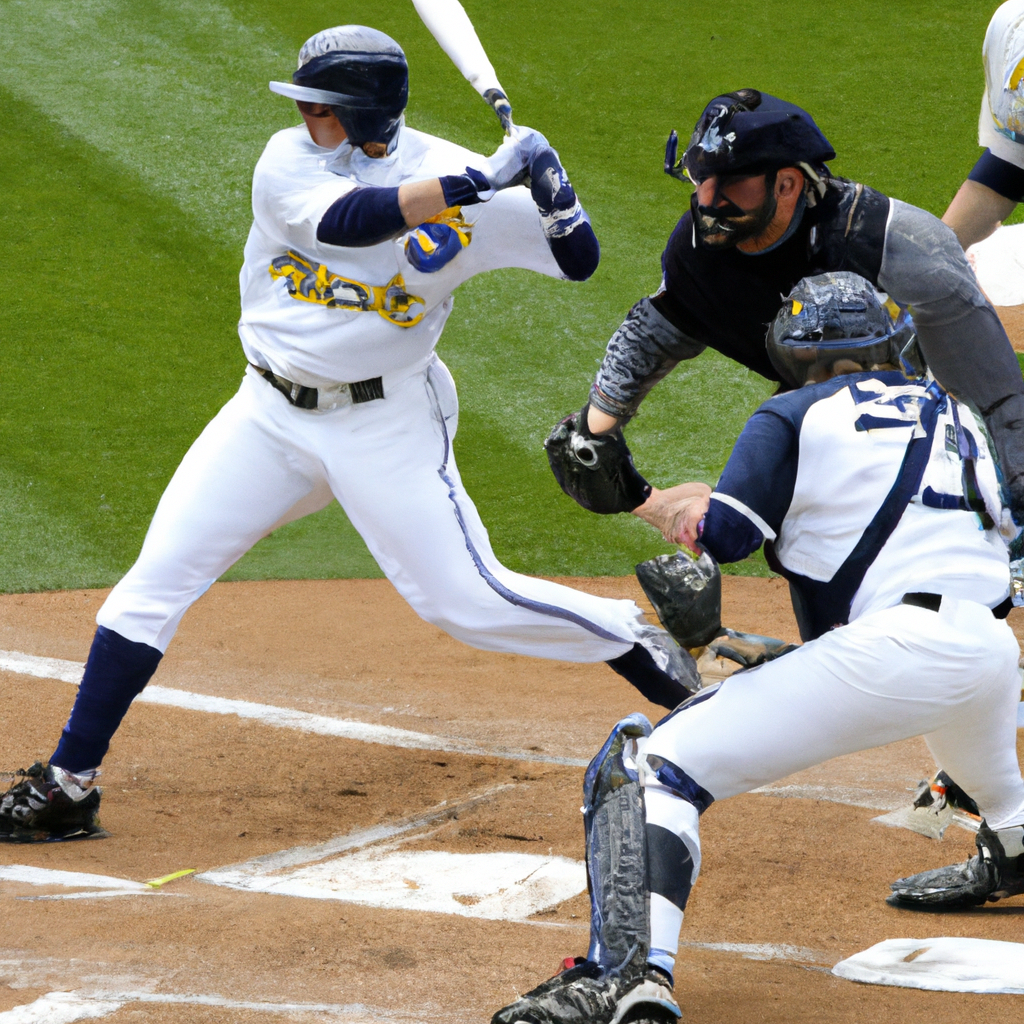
left=491, top=715, right=681, bottom=1024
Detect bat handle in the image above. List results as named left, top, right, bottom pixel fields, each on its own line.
left=483, top=87, right=514, bottom=134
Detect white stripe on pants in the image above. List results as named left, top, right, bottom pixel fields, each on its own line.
left=97, top=358, right=642, bottom=661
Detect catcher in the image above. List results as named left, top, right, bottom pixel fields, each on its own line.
left=493, top=272, right=1024, bottom=1024
left=545, top=89, right=1024, bottom=526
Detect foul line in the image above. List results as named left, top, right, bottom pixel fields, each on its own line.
left=0, top=649, right=587, bottom=767
left=0, top=990, right=435, bottom=1023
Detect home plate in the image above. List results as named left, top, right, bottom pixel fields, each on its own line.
left=202, top=844, right=587, bottom=921
left=832, top=937, right=1024, bottom=993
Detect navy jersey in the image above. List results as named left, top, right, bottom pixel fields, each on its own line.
left=651, top=179, right=890, bottom=382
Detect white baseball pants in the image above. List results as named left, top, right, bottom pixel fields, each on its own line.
left=643, top=598, right=1024, bottom=960
left=97, top=357, right=642, bottom=659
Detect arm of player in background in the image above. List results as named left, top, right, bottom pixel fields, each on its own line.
left=943, top=149, right=1024, bottom=249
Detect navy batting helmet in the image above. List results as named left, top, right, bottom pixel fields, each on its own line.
left=767, top=272, right=915, bottom=387
left=270, top=26, right=408, bottom=154
left=682, top=89, right=835, bottom=182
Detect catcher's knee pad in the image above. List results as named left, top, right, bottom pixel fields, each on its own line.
left=583, top=713, right=653, bottom=971
left=641, top=753, right=713, bottom=921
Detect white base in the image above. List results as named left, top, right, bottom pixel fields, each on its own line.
left=833, top=936, right=1024, bottom=993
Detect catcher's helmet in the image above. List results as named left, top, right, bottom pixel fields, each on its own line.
left=270, top=26, right=408, bottom=154
left=682, top=89, right=835, bottom=182
left=767, top=272, right=915, bottom=387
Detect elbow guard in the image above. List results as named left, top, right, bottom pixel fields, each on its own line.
left=317, top=187, right=405, bottom=247
left=591, top=297, right=705, bottom=420
left=529, top=148, right=599, bottom=280
left=879, top=200, right=1024, bottom=519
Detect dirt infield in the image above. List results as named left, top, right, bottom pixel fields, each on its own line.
left=1, top=576, right=1023, bottom=1023
left=998, top=305, right=1024, bottom=351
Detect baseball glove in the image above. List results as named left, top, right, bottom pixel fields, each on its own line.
left=544, top=404, right=651, bottom=514
left=635, top=550, right=722, bottom=648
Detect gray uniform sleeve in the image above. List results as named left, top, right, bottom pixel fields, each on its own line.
left=590, top=297, right=706, bottom=420
left=878, top=199, right=1024, bottom=515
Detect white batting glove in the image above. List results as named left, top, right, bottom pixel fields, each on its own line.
left=509, top=124, right=551, bottom=167
left=476, top=126, right=551, bottom=191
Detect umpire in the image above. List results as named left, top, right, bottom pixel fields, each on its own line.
left=548, top=89, right=1024, bottom=524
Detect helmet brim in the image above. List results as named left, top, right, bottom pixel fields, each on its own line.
left=269, top=81, right=380, bottom=109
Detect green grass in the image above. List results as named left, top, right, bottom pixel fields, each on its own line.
left=0, top=0, right=1006, bottom=589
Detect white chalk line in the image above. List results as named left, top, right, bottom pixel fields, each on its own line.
left=0, top=989, right=436, bottom=1023
left=198, top=783, right=517, bottom=881
left=0, top=649, right=587, bottom=767
left=0, top=865, right=183, bottom=903
left=750, top=782, right=908, bottom=812
left=680, top=940, right=828, bottom=964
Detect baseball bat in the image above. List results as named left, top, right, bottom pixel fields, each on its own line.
left=410, top=0, right=514, bottom=132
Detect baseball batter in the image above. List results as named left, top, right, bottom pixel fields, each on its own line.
left=944, top=0, right=1024, bottom=247
left=544, top=89, right=1024, bottom=532
left=0, top=26, right=696, bottom=842
left=493, top=274, right=1024, bottom=1024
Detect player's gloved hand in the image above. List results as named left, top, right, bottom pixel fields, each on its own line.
left=508, top=124, right=551, bottom=169
left=442, top=128, right=553, bottom=208
left=544, top=403, right=651, bottom=515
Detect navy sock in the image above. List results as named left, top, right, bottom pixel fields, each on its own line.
left=50, top=626, right=163, bottom=772
left=606, top=642, right=691, bottom=710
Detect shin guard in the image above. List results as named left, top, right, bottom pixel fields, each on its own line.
left=583, top=713, right=653, bottom=971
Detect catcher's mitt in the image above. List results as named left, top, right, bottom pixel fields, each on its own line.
left=544, top=405, right=651, bottom=515
left=636, top=550, right=722, bottom=649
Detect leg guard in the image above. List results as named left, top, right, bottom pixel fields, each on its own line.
left=584, top=712, right=653, bottom=970
left=491, top=713, right=680, bottom=1024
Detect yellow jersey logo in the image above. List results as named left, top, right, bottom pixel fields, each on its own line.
left=269, top=251, right=426, bottom=327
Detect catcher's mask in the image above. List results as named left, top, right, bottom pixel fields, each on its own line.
left=767, top=272, right=918, bottom=387
left=665, top=90, right=835, bottom=247
left=270, top=26, right=408, bottom=155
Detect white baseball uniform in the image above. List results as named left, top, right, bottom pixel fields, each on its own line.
left=95, top=125, right=648, bottom=661
left=979, top=0, right=1024, bottom=170
left=637, top=372, right=1024, bottom=968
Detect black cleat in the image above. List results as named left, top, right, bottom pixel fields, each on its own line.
left=491, top=948, right=680, bottom=1024
left=888, top=821, right=1024, bottom=909
left=0, top=762, right=107, bottom=842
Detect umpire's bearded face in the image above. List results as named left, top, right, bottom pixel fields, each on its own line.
left=692, top=171, right=780, bottom=248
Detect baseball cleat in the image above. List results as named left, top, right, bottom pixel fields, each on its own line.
left=491, top=947, right=680, bottom=1024
left=888, top=821, right=1024, bottom=909
left=0, top=762, right=107, bottom=842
